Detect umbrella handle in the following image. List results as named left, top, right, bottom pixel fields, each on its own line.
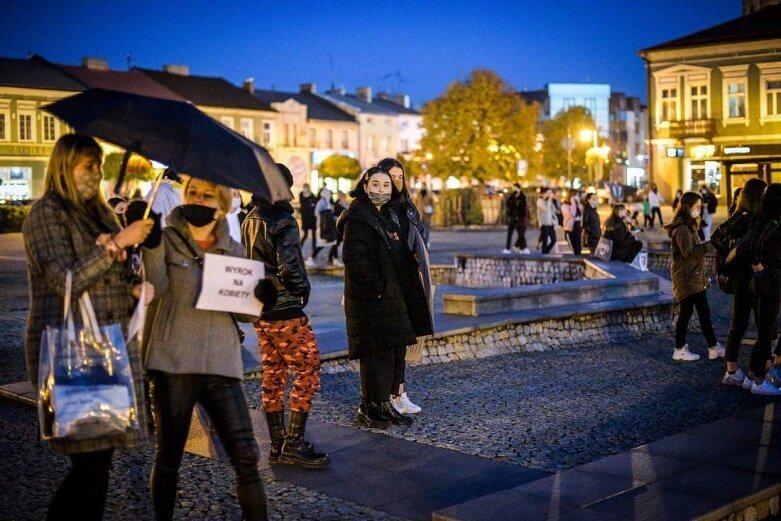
left=133, top=169, right=166, bottom=249
left=114, top=149, right=132, bottom=196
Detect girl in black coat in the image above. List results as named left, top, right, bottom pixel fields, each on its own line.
left=378, top=157, right=433, bottom=416
left=336, top=167, right=418, bottom=429
left=581, top=193, right=602, bottom=252
left=602, top=204, right=643, bottom=262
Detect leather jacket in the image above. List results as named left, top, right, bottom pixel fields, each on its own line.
left=242, top=200, right=310, bottom=320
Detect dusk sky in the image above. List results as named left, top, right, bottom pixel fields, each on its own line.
left=2, top=0, right=740, bottom=107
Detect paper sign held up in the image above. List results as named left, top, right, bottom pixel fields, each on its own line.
left=195, top=253, right=265, bottom=316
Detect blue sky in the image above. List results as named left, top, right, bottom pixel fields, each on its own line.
left=1, top=0, right=740, bottom=106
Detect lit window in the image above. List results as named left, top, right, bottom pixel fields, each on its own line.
left=42, top=115, right=58, bottom=142
left=220, top=116, right=235, bottom=130
left=660, top=88, right=677, bottom=122
left=18, top=113, right=34, bottom=141
left=262, top=122, right=272, bottom=146
left=767, top=80, right=781, bottom=116
left=690, top=85, right=708, bottom=120
left=308, top=128, right=316, bottom=147
left=0, top=113, right=7, bottom=141
left=240, top=118, right=253, bottom=140
left=326, top=129, right=333, bottom=149
left=727, top=82, right=746, bottom=119
left=341, top=130, right=349, bottom=149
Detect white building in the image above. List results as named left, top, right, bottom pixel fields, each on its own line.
left=520, top=83, right=612, bottom=136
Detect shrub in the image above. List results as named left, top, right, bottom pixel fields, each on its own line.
left=0, top=205, right=30, bottom=233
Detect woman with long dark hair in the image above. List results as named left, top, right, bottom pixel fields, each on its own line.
left=378, top=157, right=433, bottom=415
left=665, top=192, right=722, bottom=362
left=337, top=167, right=418, bottom=428
left=745, top=184, right=781, bottom=395
left=711, top=179, right=766, bottom=387
left=602, top=204, right=642, bottom=262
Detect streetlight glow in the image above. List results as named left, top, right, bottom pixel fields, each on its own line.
left=579, top=129, right=593, bottom=143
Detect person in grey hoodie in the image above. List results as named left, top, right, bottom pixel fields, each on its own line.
left=143, top=177, right=268, bottom=521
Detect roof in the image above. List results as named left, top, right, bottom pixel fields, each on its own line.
left=321, top=91, right=399, bottom=115
left=254, top=89, right=356, bottom=122
left=640, top=5, right=781, bottom=54
left=53, top=63, right=185, bottom=101
left=372, top=96, right=420, bottom=116
left=136, top=68, right=274, bottom=111
left=0, top=57, right=84, bottom=91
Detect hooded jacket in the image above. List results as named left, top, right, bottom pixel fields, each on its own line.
left=336, top=195, right=417, bottom=359
left=665, top=214, right=712, bottom=302
left=242, top=199, right=310, bottom=320
left=582, top=203, right=601, bottom=248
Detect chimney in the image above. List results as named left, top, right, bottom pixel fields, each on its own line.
left=327, top=86, right=346, bottom=96
left=163, top=64, right=189, bottom=76
left=391, top=94, right=411, bottom=109
left=356, top=86, right=372, bottom=103
left=300, top=82, right=317, bottom=94
left=376, top=91, right=390, bottom=101
left=81, top=57, right=108, bottom=71
left=243, top=77, right=255, bottom=95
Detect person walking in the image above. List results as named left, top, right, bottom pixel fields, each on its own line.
left=648, top=184, right=664, bottom=228
left=665, top=192, right=724, bottom=362
left=415, top=184, right=436, bottom=247
left=331, top=191, right=349, bottom=266
left=711, top=179, right=767, bottom=389
left=306, top=188, right=338, bottom=267
left=298, top=183, right=317, bottom=255
left=242, top=163, right=330, bottom=468
left=642, top=195, right=652, bottom=230
left=602, top=205, right=643, bottom=262
left=379, top=157, right=434, bottom=415
left=672, top=189, right=683, bottom=212
left=143, top=177, right=268, bottom=521
left=337, top=167, right=418, bottom=428
left=561, top=189, right=583, bottom=255
left=700, top=185, right=718, bottom=241
left=582, top=193, right=601, bottom=252
left=537, top=188, right=557, bottom=254
left=148, top=169, right=182, bottom=228
left=22, top=133, right=154, bottom=521
left=744, top=184, right=781, bottom=395
left=503, top=183, right=529, bottom=254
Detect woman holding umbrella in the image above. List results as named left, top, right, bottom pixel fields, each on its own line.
left=143, top=176, right=268, bottom=520
left=22, top=134, right=154, bottom=520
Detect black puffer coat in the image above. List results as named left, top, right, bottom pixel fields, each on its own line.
left=582, top=204, right=601, bottom=249
left=299, top=192, right=317, bottom=230
left=242, top=200, right=310, bottom=321
left=337, top=196, right=417, bottom=359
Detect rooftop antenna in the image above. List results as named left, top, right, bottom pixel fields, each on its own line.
left=126, top=52, right=133, bottom=70
left=380, top=70, right=405, bottom=93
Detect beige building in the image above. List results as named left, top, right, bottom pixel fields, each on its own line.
left=639, top=5, right=781, bottom=203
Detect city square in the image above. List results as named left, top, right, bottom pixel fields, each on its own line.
left=2, top=1, right=781, bottom=520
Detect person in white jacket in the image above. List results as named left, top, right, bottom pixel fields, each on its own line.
left=536, top=188, right=557, bottom=254
left=648, top=184, right=664, bottom=228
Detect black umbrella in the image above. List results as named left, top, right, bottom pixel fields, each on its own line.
left=42, top=88, right=291, bottom=202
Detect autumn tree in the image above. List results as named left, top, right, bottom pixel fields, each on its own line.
left=541, top=106, right=596, bottom=181
left=318, top=154, right=362, bottom=179
left=102, top=152, right=156, bottom=183
left=420, top=69, right=539, bottom=183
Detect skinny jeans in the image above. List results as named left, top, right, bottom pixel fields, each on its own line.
left=506, top=220, right=527, bottom=250
left=651, top=207, right=663, bottom=227
left=725, top=270, right=757, bottom=364
left=539, top=225, right=556, bottom=254
left=148, top=371, right=267, bottom=521
left=676, top=290, right=717, bottom=350
left=47, top=449, right=114, bottom=521
left=751, top=271, right=781, bottom=378
left=565, top=222, right=582, bottom=255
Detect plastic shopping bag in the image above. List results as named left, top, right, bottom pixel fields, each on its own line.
left=37, top=272, right=140, bottom=442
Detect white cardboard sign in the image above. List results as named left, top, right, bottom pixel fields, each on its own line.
left=195, top=253, right=265, bottom=316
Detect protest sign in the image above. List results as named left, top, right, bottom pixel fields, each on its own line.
left=195, top=253, right=265, bottom=316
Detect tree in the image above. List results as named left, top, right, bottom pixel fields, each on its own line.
left=420, top=69, right=539, bottom=183
left=318, top=154, right=362, bottom=179
left=102, top=152, right=156, bottom=183
left=541, top=106, right=596, bottom=181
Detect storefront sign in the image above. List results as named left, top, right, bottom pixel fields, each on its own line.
left=723, top=146, right=751, bottom=155
left=666, top=147, right=684, bottom=158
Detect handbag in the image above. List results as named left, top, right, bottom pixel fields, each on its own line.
left=593, top=236, right=613, bottom=261
left=38, top=272, right=140, bottom=442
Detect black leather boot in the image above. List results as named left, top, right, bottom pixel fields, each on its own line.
left=279, top=410, right=330, bottom=469
left=356, top=399, right=392, bottom=429
left=264, top=411, right=285, bottom=464
left=381, top=401, right=413, bottom=426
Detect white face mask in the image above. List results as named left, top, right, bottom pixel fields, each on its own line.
left=691, top=208, right=701, bottom=219
left=231, top=197, right=242, bottom=211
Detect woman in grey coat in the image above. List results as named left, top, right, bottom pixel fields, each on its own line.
left=143, top=177, right=267, bottom=521
left=23, top=134, right=154, bottom=520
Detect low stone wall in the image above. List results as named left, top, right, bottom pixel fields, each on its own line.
left=708, top=488, right=780, bottom=521
left=454, top=255, right=603, bottom=287
left=648, top=250, right=717, bottom=275
left=321, top=301, right=678, bottom=373
left=430, top=265, right=457, bottom=286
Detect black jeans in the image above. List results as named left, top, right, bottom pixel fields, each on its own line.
left=300, top=228, right=316, bottom=254
left=148, top=371, right=267, bottom=521
left=47, top=449, right=114, bottom=521
left=506, top=220, right=527, bottom=250
left=566, top=222, right=581, bottom=255
left=539, top=225, right=556, bottom=254
left=751, top=272, right=781, bottom=378
left=651, top=207, right=663, bottom=227
left=725, top=271, right=757, bottom=364
left=359, top=346, right=406, bottom=402
left=676, top=290, right=717, bottom=350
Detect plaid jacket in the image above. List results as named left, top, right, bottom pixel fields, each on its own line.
left=22, top=192, right=148, bottom=454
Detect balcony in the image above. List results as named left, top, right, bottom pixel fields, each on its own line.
left=656, top=119, right=715, bottom=140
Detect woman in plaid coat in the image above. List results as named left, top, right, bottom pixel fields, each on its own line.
left=22, top=134, right=153, bottom=521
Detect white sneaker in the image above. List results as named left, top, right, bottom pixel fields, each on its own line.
left=305, top=258, right=316, bottom=268
left=390, top=395, right=407, bottom=414
left=399, top=392, right=421, bottom=414
left=743, top=376, right=755, bottom=390
left=521, top=248, right=531, bottom=254
left=332, top=258, right=344, bottom=267
left=708, top=343, right=725, bottom=360
left=722, top=368, right=746, bottom=387
left=672, top=345, right=700, bottom=361
left=502, top=249, right=512, bottom=254
left=751, top=380, right=781, bottom=396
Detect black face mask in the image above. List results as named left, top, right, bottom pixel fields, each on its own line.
left=180, top=204, right=217, bottom=227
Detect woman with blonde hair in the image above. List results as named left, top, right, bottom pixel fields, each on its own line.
left=22, top=133, right=154, bottom=520
left=143, top=176, right=268, bottom=520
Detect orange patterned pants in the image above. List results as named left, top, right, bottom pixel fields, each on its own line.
left=254, top=316, right=321, bottom=413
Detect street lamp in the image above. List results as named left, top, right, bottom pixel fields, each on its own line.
left=579, top=128, right=602, bottom=182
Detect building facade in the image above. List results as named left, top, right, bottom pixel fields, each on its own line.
left=639, top=5, right=781, bottom=202
left=609, top=92, right=648, bottom=186
left=521, top=83, right=611, bottom=136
